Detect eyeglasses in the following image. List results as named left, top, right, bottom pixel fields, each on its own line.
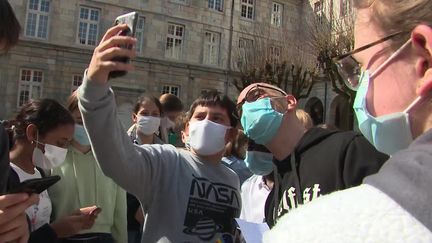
left=333, top=31, right=403, bottom=91
left=237, top=96, right=288, bottom=120
left=236, top=84, right=287, bottom=116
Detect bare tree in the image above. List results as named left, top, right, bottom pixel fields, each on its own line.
left=305, top=0, right=356, bottom=129
left=232, top=24, right=318, bottom=100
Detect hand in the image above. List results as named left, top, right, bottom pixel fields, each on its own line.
left=87, top=24, right=136, bottom=84
left=79, top=206, right=101, bottom=228
left=50, top=209, right=96, bottom=238
left=0, top=193, right=38, bottom=243
left=135, top=208, right=144, bottom=225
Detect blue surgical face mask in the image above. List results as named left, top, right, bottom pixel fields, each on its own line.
left=245, top=150, right=274, bottom=176
left=74, top=124, right=91, bottom=146
left=353, top=41, right=422, bottom=155
left=241, top=98, right=284, bottom=145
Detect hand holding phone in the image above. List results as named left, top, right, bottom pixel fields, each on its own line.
left=108, top=12, right=139, bottom=79
left=80, top=205, right=102, bottom=217
left=90, top=207, right=102, bottom=217
left=87, top=24, right=136, bottom=84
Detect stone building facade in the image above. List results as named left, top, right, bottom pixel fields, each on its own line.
left=1, top=0, right=352, bottom=129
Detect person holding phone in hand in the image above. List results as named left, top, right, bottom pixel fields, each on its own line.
left=77, top=24, right=242, bottom=243
left=5, top=99, right=98, bottom=243
left=49, top=91, right=127, bottom=243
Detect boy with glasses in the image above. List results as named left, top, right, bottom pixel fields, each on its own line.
left=237, top=83, right=388, bottom=227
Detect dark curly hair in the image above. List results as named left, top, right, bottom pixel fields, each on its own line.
left=3, top=99, right=74, bottom=146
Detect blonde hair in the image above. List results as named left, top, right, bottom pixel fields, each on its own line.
left=353, top=0, right=432, bottom=48
left=296, top=109, right=314, bottom=130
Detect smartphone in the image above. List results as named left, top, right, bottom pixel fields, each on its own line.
left=7, top=175, right=61, bottom=194
left=89, top=207, right=102, bottom=217
left=108, top=12, right=139, bottom=79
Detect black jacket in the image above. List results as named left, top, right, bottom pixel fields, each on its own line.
left=265, top=127, right=389, bottom=227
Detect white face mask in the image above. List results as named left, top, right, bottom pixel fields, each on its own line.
left=137, top=115, right=161, bottom=135
left=188, top=119, right=230, bottom=156
left=32, top=134, right=68, bottom=169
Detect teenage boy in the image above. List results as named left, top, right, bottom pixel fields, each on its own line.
left=78, top=25, right=241, bottom=242
left=237, top=83, right=389, bottom=226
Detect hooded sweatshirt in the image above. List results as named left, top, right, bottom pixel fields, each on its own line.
left=77, top=75, right=241, bottom=243
left=265, top=127, right=388, bottom=227
left=264, top=129, right=432, bottom=242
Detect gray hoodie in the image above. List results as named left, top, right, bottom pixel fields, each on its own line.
left=77, top=75, right=241, bottom=243
left=365, top=128, right=432, bottom=232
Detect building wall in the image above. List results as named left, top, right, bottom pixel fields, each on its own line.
left=2, top=0, right=349, bottom=129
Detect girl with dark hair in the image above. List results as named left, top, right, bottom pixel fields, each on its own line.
left=127, top=95, right=164, bottom=145
left=48, top=91, right=127, bottom=243
left=127, top=94, right=163, bottom=243
left=6, top=99, right=96, bottom=242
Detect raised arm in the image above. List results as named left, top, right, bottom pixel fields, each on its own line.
left=77, top=25, right=170, bottom=203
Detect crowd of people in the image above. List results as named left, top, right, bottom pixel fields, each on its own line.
left=1, top=0, right=432, bottom=242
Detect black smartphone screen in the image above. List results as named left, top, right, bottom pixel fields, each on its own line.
left=7, top=175, right=61, bottom=194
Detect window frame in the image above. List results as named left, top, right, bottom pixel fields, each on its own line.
left=208, top=0, right=224, bottom=12
left=314, top=1, right=324, bottom=24
left=203, top=31, right=221, bottom=66
left=17, top=68, right=44, bottom=107
left=136, top=16, right=146, bottom=54
left=239, top=37, right=253, bottom=49
left=240, top=0, right=255, bottom=20
left=161, top=85, right=180, bottom=97
left=271, top=2, right=283, bottom=27
left=71, top=74, right=83, bottom=93
left=270, top=45, right=281, bottom=63
left=76, top=6, right=100, bottom=46
left=24, top=0, right=51, bottom=39
left=165, top=23, right=185, bottom=59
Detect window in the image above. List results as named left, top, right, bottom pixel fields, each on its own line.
left=165, top=23, right=184, bottom=59
left=241, top=0, right=254, bottom=20
left=162, top=85, right=180, bottom=97
left=237, top=38, right=253, bottom=68
left=77, top=6, right=100, bottom=46
left=271, top=2, right=282, bottom=27
left=71, top=75, right=83, bottom=93
left=25, top=0, right=50, bottom=39
left=208, top=0, right=223, bottom=12
left=136, top=17, right=145, bottom=54
left=239, top=38, right=253, bottom=49
left=17, top=69, right=43, bottom=107
left=203, top=31, right=220, bottom=65
left=270, top=46, right=281, bottom=63
left=314, top=1, right=323, bottom=24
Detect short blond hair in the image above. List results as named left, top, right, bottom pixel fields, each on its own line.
left=353, top=0, right=432, bottom=49
left=296, top=109, right=313, bottom=130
